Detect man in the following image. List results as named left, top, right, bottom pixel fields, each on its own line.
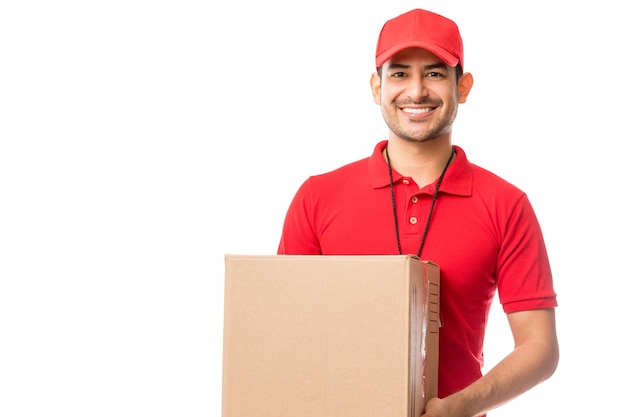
left=277, top=8, right=558, bottom=417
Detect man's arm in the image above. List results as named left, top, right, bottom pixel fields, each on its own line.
left=423, top=308, right=559, bottom=417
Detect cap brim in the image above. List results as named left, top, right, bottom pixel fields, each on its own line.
left=376, top=41, right=459, bottom=68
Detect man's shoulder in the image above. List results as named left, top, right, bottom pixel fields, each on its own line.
left=470, top=162, right=524, bottom=195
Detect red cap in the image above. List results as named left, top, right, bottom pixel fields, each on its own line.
left=375, top=9, right=464, bottom=70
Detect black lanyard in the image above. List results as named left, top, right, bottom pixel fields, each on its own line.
left=385, top=146, right=455, bottom=257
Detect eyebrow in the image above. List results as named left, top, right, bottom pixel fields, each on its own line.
left=386, top=62, right=448, bottom=72
left=386, top=63, right=410, bottom=71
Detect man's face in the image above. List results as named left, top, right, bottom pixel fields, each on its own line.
left=371, top=48, right=469, bottom=143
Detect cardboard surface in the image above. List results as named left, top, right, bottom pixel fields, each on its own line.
left=222, top=254, right=439, bottom=417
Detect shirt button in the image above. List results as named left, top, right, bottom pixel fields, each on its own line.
left=402, top=179, right=410, bottom=185
left=411, top=196, right=418, bottom=203
left=410, top=217, right=418, bottom=224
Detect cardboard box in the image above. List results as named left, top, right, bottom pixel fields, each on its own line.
left=222, top=255, right=440, bottom=417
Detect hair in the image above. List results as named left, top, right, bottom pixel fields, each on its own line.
left=376, top=64, right=463, bottom=83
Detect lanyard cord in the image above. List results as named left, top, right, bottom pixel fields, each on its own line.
left=385, top=146, right=455, bottom=257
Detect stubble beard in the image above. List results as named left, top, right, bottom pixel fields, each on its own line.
left=383, top=100, right=458, bottom=143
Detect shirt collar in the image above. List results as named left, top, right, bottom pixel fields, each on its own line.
left=368, top=140, right=472, bottom=196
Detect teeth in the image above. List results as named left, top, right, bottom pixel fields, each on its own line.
left=403, top=108, right=432, bottom=114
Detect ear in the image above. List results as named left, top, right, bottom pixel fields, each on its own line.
left=370, top=72, right=382, bottom=105
left=457, top=72, right=474, bottom=104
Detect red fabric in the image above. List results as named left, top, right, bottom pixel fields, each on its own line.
left=376, top=8, right=463, bottom=69
left=277, top=141, right=557, bottom=398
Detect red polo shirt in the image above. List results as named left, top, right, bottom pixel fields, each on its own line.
left=278, top=140, right=557, bottom=398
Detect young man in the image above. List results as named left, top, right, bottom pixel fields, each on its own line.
left=277, top=8, right=558, bottom=417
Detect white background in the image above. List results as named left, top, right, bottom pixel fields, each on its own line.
left=1, top=1, right=623, bottom=416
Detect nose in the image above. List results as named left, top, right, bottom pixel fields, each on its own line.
left=405, top=77, right=428, bottom=102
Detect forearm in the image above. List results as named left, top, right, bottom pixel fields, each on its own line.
left=424, top=309, right=559, bottom=417
left=441, top=339, right=558, bottom=416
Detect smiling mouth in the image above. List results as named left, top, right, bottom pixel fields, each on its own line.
left=402, top=107, right=434, bottom=114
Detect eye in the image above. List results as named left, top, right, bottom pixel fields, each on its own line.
left=390, top=71, right=408, bottom=78
left=425, top=71, right=444, bottom=78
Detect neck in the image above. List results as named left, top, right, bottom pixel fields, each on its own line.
left=384, top=139, right=455, bottom=187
